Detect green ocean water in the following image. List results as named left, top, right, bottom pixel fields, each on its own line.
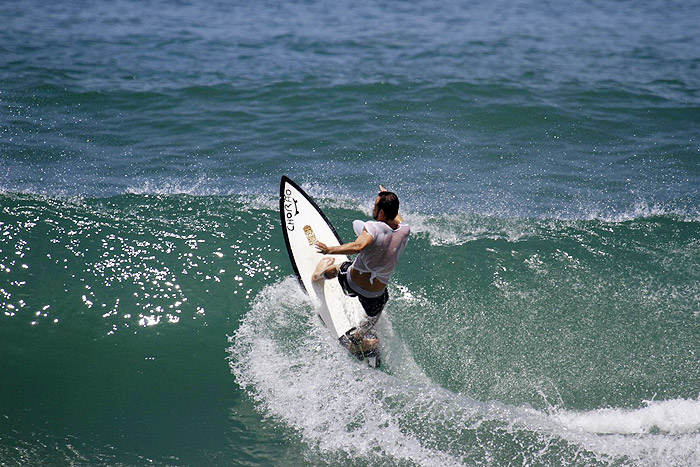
left=2, top=0, right=700, bottom=465
left=1, top=192, right=698, bottom=465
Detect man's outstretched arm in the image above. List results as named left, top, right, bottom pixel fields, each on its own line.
left=315, top=230, right=374, bottom=255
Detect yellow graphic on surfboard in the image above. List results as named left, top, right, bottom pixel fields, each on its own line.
left=303, top=225, right=317, bottom=245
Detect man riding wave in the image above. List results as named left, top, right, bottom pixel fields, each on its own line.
left=312, top=186, right=410, bottom=357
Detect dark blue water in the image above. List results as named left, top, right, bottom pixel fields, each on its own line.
left=1, top=0, right=699, bottom=465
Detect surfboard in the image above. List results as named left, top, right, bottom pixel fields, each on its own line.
left=279, top=176, right=379, bottom=367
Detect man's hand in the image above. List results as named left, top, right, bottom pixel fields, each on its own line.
left=379, top=185, right=387, bottom=192
left=315, top=241, right=330, bottom=254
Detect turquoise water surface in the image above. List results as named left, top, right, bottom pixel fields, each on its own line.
left=1, top=0, right=699, bottom=465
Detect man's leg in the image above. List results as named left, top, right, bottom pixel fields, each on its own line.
left=352, top=313, right=381, bottom=346
left=312, top=257, right=338, bottom=282
left=352, top=290, right=388, bottom=350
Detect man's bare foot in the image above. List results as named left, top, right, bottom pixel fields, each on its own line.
left=361, top=337, right=378, bottom=352
left=312, top=257, right=335, bottom=282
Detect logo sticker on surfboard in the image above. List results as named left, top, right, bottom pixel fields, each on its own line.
left=282, top=187, right=300, bottom=231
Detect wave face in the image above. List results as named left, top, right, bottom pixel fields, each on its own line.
left=229, top=197, right=700, bottom=466
left=2, top=192, right=697, bottom=465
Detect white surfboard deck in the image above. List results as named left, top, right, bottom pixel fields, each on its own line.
left=279, top=176, right=365, bottom=340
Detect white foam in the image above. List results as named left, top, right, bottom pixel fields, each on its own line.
left=234, top=193, right=279, bottom=212
left=4, top=178, right=698, bottom=230
left=124, top=176, right=227, bottom=196
left=229, top=278, right=465, bottom=466
left=229, top=279, right=700, bottom=466
left=539, top=399, right=700, bottom=466
left=405, top=210, right=537, bottom=246
left=554, top=398, right=700, bottom=435
left=297, top=180, right=371, bottom=213
left=578, top=200, right=700, bottom=224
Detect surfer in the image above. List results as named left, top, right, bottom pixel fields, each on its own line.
left=312, top=186, right=410, bottom=352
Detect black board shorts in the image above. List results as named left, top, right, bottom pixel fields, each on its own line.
left=337, top=261, right=388, bottom=317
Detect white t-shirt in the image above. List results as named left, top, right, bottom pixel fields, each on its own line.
left=351, top=220, right=410, bottom=284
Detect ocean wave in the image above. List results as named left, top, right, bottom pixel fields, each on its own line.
left=2, top=186, right=697, bottom=244
left=229, top=279, right=700, bottom=466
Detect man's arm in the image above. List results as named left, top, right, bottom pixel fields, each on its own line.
left=315, top=230, right=374, bottom=255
